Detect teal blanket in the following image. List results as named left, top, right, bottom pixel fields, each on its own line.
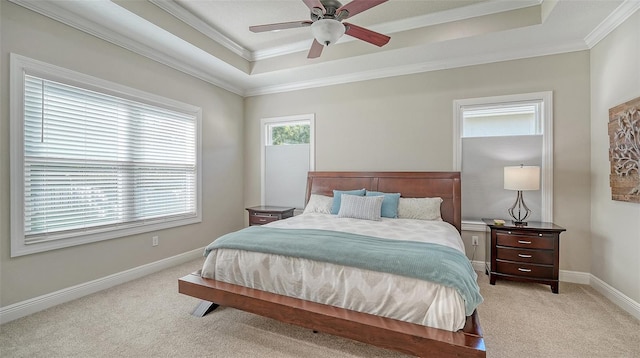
left=205, top=226, right=483, bottom=315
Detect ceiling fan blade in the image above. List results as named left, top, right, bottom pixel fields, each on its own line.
left=250, top=21, right=312, bottom=33
left=344, top=22, right=390, bottom=47
left=307, top=39, right=324, bottom=59
left=302, top=0, right=326, bottom=15
left=337, top=0, right=388, bottom=19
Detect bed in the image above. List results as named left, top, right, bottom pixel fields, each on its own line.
left=178, top=171, right=485, bottom=357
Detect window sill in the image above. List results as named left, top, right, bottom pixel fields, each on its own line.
left=462, top=220, right=489, bottom=232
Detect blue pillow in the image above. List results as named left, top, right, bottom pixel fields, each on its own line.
left=366, top=191, right=401, bottom=218
left=331, top=189, right=366, bottom=214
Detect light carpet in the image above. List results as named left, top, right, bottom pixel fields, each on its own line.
left=1, top=259, right=639, bottom=357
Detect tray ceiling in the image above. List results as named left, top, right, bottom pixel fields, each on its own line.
left=10, top=0, right=638, bottom=96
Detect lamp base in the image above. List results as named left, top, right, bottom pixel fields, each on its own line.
left=508, top=190, right=531, bottom=225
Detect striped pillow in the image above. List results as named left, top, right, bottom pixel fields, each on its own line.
left=337, top=194, right=384, bottom=221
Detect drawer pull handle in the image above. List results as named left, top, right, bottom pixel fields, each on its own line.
left=518, top=254, right=532, bottom=258
left=538, top=233, right=543, bottom=237
left=518, top=268, right=532, bottom=272
left=507, top=231, right=511, bottom=234
left=259, top=218, right=267, bottom=222
left=518, top=240, right=532, bottom=244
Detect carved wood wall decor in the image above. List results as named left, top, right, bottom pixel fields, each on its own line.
left=608, top=96, right=640, bottom=203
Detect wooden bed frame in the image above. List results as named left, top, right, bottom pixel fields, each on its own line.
left=179, top=171, right=485, bottom=357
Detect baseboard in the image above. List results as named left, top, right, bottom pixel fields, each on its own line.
left=0, top=248, right=203, bottom=325
left=471, top=260, right=486, bottom=272
left=590, top=274, right=640, bottom=321
left=559, top=269, right=591, bottom=285
left=475, top=261, right=639, bottom=320
left=4, top=254, right=637, bottom=325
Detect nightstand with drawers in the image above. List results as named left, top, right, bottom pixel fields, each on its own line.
left=246, top=206, right=295, bottom=226
left=482, top=219, right=566, bottom=293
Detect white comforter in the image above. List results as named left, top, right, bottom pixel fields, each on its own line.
left=201, top=213, right=469, bottom=331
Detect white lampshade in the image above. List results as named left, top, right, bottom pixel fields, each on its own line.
left=504, top=165, right=540, bottom=191
left=311, top=19, right=345, bottom=46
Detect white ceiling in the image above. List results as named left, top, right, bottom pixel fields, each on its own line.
left=11, top=0, right=640, bottom=96
left=172, top=0, right=491, bottom=53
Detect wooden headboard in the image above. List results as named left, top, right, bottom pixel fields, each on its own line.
left=306, top=171, right=462, bottom=233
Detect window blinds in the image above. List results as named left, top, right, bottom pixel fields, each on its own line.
left=23, top=75, right=197, bottom=244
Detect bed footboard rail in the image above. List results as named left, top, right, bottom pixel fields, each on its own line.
left=179, top=273, right=485, bottom=358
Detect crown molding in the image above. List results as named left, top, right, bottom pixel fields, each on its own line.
left=245, top=40, right=588, bottom=97
left=584, top=0, right=640, bottom=48
left=10, top=0, right=632, bottom=99
left=253, top=40, right=313, bottom=61
left=374, top=0, right=541, bottom=35
left=252, top=0, right=542, bottom=60
left=9, top=0, right=246, bottom=96
left=149, top=0, right=252, bottom=61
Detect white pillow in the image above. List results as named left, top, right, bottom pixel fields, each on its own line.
left=303, top=194, right=333, bottom=214
left=337, top=194, right=384, bottom=221
left=397, top=197, right=443, bottom=221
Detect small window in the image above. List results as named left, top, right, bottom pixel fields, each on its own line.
left=10, top=54, right=202, bottom=256
left=266, top=121, right=311, bottom=145
left=463, top=102, right=541, bottom=137
left=261, top=115, right=315, bottom=209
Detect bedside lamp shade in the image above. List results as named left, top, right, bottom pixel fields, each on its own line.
left=504, top=165, right=540, bottom=225
left=504, top=166, right=540, bottom=191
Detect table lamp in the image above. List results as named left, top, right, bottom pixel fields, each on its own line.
left=504, top=164, right=540, bottom=225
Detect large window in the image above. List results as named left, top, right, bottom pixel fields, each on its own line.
left=10, top=54, right=202, bottom=256
left=261, top=115, right=315, bottom=209
left=453, top=92, right=553, bottom=228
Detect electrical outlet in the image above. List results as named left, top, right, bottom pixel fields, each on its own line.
left=152, top=236, right=159, bottom=247
left=471, top=236, right=479, bottom=246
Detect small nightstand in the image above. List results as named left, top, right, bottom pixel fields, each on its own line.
left=482, top=219, right=566, bottom=293
left=246, top=206, right=295, bottom=226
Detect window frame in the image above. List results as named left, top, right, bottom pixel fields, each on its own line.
left=10, top=53, right=202, bottom=257
left=260, top=114, right=315, bottom=206
left=453, top=91, right=553, bottom=229
left=265, top=120, right=311, bottom=145
left=462, top=102, right=542, bottom=138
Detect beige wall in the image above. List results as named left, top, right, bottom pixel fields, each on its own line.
left=245, top=52, right=592, bottom=272
left=0, top=2, right=245, bottom=306
left=6, top=0, right=635, bottom=312
left=590, top=11, right=640, bottom=302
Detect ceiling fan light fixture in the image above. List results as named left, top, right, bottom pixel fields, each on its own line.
left=311, top=19, right=345, bottom=46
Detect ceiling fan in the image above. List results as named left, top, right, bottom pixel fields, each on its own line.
left=249, top=0, right=391, bottom=59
